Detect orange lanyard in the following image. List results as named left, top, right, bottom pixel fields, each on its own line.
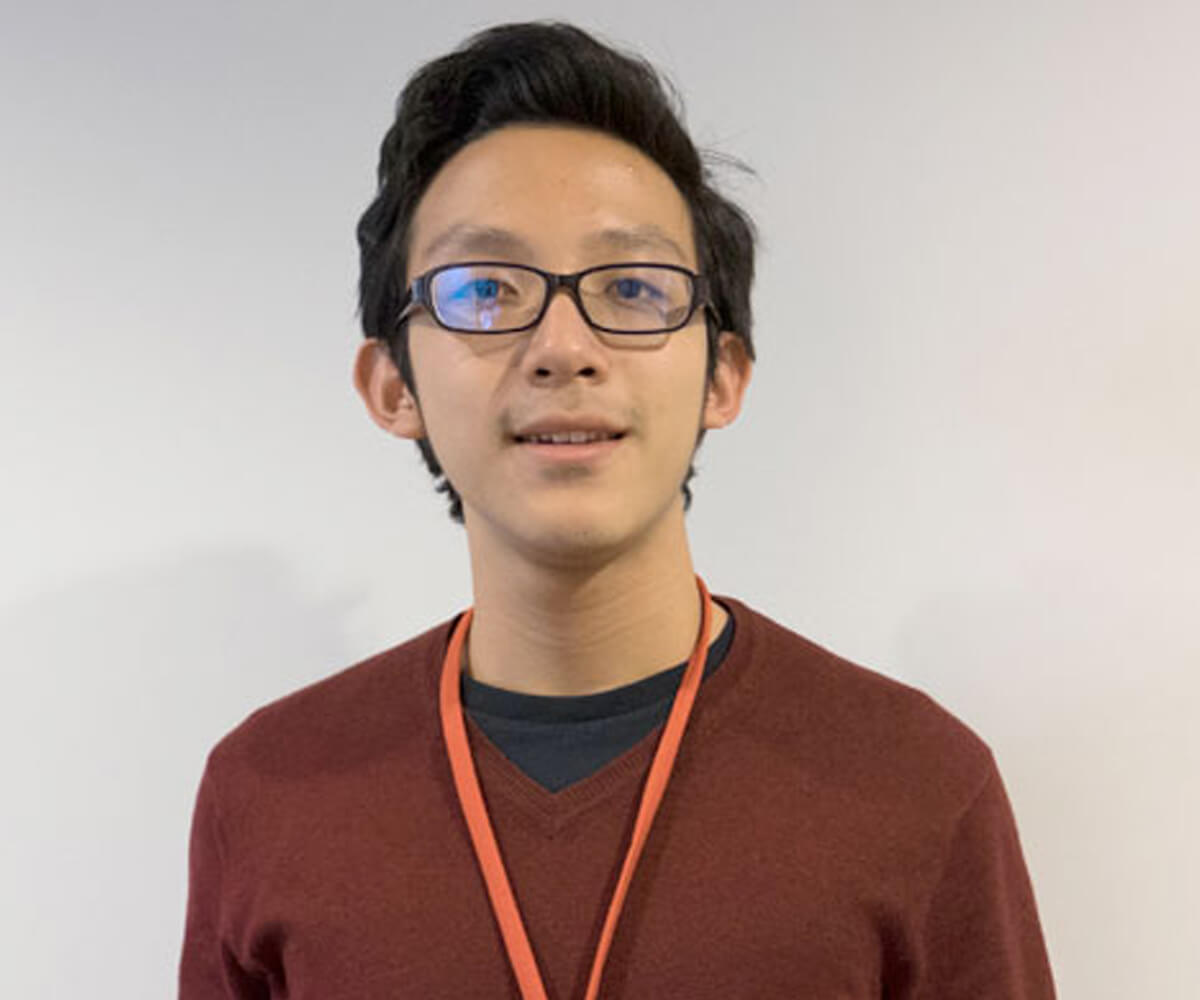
left=438, top=575, right=714, bottom=1000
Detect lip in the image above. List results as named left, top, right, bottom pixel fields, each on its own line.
left=512, top=415, right=628, bottom=439
left=514, top=435, right=625, bottom=464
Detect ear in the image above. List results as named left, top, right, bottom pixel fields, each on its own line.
left=702, top=331, right=753, bottom=431
left=352, top=339, right=426, bottom=440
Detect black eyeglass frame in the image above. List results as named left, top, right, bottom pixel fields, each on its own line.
left=395, top=260, right=713, bottom=335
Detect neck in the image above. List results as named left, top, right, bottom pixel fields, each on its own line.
left=460, top=502, right=726, bottom=697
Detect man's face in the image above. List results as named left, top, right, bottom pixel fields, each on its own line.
left=364, top=124, right=749, bottom=565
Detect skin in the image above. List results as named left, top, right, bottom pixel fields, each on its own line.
left=353, top=124, right=753, bottom=696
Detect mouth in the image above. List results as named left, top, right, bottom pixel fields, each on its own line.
left=513, top=431, right=626, bottom=445
left=511, top=430, right=627, bottom=463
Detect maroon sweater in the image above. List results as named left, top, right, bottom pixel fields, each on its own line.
left=179, top=595, right=1056, bottom=998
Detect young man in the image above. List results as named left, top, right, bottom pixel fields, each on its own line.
left=179, top=22, right=1056, bottom=999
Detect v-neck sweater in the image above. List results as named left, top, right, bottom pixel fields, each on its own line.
left=179, top=595, right=1057, bottom=998
left=462, top=600, right=736, bottom=791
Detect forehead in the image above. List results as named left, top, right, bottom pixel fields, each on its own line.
left=407, top=124, right=696, bottom=270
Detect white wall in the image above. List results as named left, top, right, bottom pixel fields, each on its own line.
left=2, top=1, right=1197, bottom=996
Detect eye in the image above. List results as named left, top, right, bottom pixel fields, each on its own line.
left=608, top=276, right=665, bottom=302
left=448, top=277, right=503, bottom=302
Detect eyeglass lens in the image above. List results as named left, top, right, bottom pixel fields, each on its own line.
left=428, top=264, right=695, bottom=332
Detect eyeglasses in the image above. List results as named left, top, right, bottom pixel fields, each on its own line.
left=397, top=261, right=711, bottom=335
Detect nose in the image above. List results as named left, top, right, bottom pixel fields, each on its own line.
left=519, top=286, right=610, bottom=384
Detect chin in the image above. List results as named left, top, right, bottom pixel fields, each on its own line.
left=486, top=502, right=640, bottom=567
left=523, top=518, right=631, bottom=562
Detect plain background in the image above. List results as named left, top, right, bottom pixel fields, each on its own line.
left=2, top=1, right=1197, bottom=996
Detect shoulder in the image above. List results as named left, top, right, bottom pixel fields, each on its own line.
left=203, top=613, right=460, bottom=788
left=720, top=596, right=996, bottom=808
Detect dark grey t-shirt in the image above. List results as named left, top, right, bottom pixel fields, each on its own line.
left=462, top=603, right=735, bottom=792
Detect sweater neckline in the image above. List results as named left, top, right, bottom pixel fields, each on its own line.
left=460, top=603, right=735, bottom=725
left=428, top=594, right=762, bottom=838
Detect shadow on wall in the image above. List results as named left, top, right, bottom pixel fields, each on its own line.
left=0, top=547, right=361, bottom=998
left=891, top=564, right=1200, bottom=1000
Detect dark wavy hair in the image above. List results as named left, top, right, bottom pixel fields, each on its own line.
left=357, top=21, right=757, bottom=523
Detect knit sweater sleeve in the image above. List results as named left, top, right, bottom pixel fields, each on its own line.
left=177, top=755, right=268, bottom=1000
left=913, top=759, right=1057, bottom=999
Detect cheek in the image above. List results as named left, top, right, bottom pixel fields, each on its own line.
left=424, top=378, right=490, bottom=469
left=645, top=362, right=709, bottom=463
left=408, top=342, right=485, bottom=465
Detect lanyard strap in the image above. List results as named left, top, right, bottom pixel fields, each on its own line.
left=439, top=575, right=714, bottom=1000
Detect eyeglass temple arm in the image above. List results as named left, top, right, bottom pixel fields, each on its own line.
left=395, top=285, right=421, bottom=330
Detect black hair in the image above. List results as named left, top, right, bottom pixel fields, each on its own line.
left=357, top=21, right=756, bottom=523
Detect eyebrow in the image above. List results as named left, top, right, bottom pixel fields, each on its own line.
left=419, top=224, right=536, bottom=262
left=578, top=225, right=691, bottom=263
left=418, top=223, right=691, bottom=266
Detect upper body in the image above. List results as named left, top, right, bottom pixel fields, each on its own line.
left=179, top=595, right=1055, bottom=998
left=180, top=20, right=1056, bottom=998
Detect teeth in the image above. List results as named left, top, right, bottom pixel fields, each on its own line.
left=524, top=431, right=617, bottom=444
